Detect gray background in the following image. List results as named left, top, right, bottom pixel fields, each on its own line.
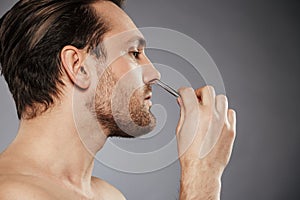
left=1, top=0, right=299, bottom=199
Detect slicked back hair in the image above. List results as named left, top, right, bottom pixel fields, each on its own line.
left=0, top=0, right=125, bottom=119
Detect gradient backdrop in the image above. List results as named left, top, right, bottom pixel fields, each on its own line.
left=0, top=0, right=299, bottom=199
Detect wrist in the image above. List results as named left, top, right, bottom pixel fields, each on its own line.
left=179, top=159, right=222, bottom=200
left=180, top=158, right=224, bottom=178
left=180, top=173, right=221, bottom=200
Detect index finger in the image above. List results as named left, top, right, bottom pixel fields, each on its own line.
left=195, top=85, right=216, bottom=106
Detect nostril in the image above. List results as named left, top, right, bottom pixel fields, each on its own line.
left=148, top=78, right=159, bottom=85
left=142, top=64, right=161, bottom=84
left=156, top=71, right=161, bottom=80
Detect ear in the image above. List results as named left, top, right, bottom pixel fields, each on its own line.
left=60, top=45, right=91, bottom=89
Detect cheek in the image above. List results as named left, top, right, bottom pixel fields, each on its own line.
left=111, top=57, right=143, bottom=86
left=111, top=56, right=135, bottom=79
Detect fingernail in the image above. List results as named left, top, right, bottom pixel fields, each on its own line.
left=177, top=97, right=183, bottom=106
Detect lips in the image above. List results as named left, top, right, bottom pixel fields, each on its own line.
left=144, top=92, right=152, bottom=100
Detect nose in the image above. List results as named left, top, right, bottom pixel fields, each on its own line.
left=142, top=57, right=161, bottom=84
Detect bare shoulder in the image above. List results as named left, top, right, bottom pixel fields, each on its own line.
left=0, top=175, right=54, bottom=200
left=92, top=176, right=126, bottom=200
left=0, top=157, right=62, bottom=199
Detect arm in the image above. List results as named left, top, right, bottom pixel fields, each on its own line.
left=176, top=86, right=236, bottom=200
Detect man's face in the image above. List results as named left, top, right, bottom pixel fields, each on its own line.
left=91, top=2, right=161, bottom=138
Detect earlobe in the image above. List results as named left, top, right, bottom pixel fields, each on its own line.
left=60, top=46, right=91, bottom=89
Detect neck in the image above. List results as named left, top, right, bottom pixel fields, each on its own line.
left=3, top=99, right=107, bottom=196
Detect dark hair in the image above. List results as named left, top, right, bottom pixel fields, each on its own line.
left=0, top=0, right=125, bottom=119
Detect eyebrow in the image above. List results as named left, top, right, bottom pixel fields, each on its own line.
left=126, top=36, right=147, bottom=48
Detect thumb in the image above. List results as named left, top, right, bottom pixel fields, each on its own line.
left=176, top=97, right=184, bottom=134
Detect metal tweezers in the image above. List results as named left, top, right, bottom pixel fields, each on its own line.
left=155, top=79, right=180, bottom=98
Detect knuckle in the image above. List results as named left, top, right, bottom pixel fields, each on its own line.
left=178, top=87, right=194, bottom=95
left=225, top=116, right=236, bottom=134
left=201, top=86, right=216, bottom=102
left=228, top=109, right=236, bottom=123
left=186, top=87, right=194, bottom=93
left=227, top=128, right=236, bottom=140
left=205, top=85, right=215, bottom=94
left=228, top=109, right=236, bottom=117
left=215, top=95, right=228, bottom=111
left=216, top=94, right=227, bottom=102
left=224, top=119, right=231, bottom=130
left=178, top=87, right=189, bottom=92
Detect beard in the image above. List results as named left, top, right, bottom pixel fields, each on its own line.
left=94, top=67, right=156, bottom=138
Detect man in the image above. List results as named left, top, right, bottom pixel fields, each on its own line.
left=0, top=0, right=236, bottom=199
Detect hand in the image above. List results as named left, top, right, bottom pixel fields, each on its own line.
left=176, top=86, right=236, bottom=200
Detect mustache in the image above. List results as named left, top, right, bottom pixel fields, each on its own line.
left=144, top=84, right=152, bottom=93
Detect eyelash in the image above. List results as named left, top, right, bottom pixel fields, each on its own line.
left=131, top=51, right=142, bottom=59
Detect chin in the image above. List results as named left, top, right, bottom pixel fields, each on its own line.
left=108, top=112, right=156, bottom=138
left=98, top=83, right=156, bottom=139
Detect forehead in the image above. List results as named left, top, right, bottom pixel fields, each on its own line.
left=92, top=1, right=143, bottom=40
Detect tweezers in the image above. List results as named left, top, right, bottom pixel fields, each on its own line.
left=155, top=79, right=180, bottom=98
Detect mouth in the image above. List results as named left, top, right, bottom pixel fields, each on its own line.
left=144, top=92, right=152, bottom=100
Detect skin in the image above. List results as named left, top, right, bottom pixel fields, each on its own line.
left=0, top=1, right=236, bottom=200
left=177, top=87, right=236, bottom=200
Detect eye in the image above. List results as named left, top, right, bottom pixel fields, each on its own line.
left=131, top=51, right=142, bottom=59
